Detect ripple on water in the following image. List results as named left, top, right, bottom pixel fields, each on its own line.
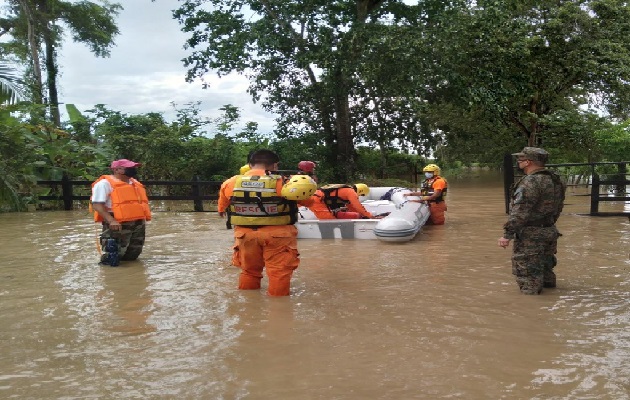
left=1, top=196, right=629, bottom=399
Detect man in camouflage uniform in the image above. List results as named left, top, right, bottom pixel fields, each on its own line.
left=498, top=147, right=566, bottom=294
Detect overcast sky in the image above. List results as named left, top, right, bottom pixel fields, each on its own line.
left=58, top=0, right=277, bottom=132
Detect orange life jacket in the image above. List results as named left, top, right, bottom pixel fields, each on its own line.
left=91, top=175, right=152, bottom=222
left=420, top=176, right=448, bottom=203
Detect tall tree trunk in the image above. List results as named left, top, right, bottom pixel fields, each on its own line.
left=333, top=67, right=355, bottom=182
left=40, top=1, right=61, bottom=126
left=372, top=96, right=388, bottom=179
left=378, top=141, right=387, bottom=179
left=528, top=95, right=539, bottom=147
left=328, top=0, right=384, bottom=182
left=43, top=28, right=60, bottom=126
left=320, top=102, right=338, bottom=174
left=18, top=0, right=43, bottom=106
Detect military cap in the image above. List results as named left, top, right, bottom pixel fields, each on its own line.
left=512, top=147, right=549, bottom=163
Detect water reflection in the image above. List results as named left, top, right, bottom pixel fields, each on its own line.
left=0, top=173, right=628, bottom=399
left=99, top=262, right=156, bottom=335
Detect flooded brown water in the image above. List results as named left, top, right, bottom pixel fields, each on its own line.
left=1, top=173, right=628, bottom=399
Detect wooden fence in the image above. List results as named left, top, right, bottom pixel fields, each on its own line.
left=502, top=155, right=630, bottom=217
left=37, top=161, right=630, bottom=217
left=37, top=176, right=223, bottom=212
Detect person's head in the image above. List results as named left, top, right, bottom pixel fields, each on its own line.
left=110, top=159, right=141, bottom=179
left=422, top=163, right=440, bottom=179
left=512, top=147, right=548, bottom=171
left=298, top=160, right=316, bottom=174
left=248, top=149, right=280, bottom=170
left=353, top=183, right=369, bottom=197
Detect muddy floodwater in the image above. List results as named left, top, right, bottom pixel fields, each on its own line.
left=1, top=173, right=628, bottom=399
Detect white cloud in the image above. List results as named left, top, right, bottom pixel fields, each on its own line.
left=58, top=0, right=277, bottom=133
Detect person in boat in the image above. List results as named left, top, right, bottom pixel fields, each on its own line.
left=297, top=160, right=318, bottom=183
left=302, top=183, right=378, bottom=219
left=498, top=147, right=565, bottom=295
left=217, top=149, right=317, bottom=296
left=403, top=163, right=448, bottom=225
left=90, top=159, right=152, bottom=266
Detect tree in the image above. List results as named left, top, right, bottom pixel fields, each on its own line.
left=173, top=0, right=432, bottom=181
left=0, top=0, right=122, bottom=125
left=593, top=119, right=630, bottom=162
left=425, top=0, right=630, bottom=148
left=85, top=103, right=261, bottom=182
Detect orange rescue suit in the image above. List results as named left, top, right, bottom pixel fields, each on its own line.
left=91, top=175, right=152, bottom=222
left=218, top=169, right=300, bottom=296
left=421, top=176, right=447, bottom=225
left=301, top=187, right=373, bottom=219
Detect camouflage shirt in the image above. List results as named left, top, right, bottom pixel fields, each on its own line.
left=503, top=168, right=566, bottom=239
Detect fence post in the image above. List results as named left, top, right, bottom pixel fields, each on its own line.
left=503, top=153, right=514, bottom=214
left=590, top=173, right=599, bottom=216
left=616, top=162, right=627, bottom=194
left=192, top=175, right=204, bottom=212
left=62, top=174, right=73, bottom=210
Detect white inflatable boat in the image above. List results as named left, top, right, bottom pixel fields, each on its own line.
left=296, top=187, right=431, bottom=242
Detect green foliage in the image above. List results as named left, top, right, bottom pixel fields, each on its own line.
left=174, top=0, right=432, bottom=181
left=0, top=105, right=101, bottom=209
left=56, top=0, right=123, bottom=57
left=537, top=110, right=608, bottom=163
left=427, top=0, right=630, bottom=147
left=355, top=146, right=421, bottom=181
left=84, top=103, right=265, bottom=182
left=173, top=0, right=630, bottom=177
left=0, top=111, right=33, bottom=211
left=65, top=103, right=92, bottom=143
left=0, top=101, right=270, bottom=210
left=0, top=62, right=25, bottom=105
left=594, top=120, right=630, bottom=162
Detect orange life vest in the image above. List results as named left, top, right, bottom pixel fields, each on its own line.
left=91, top=175, right=152, bottom=222
left=420, top=176, right=448, bottom=203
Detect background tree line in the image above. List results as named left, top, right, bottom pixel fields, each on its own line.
left=2, top=0, right=630, bottom=212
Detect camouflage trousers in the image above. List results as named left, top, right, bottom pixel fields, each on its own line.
left=100, top=219, right=146, bottom=264
left=512, top=226, right=560, bottom=294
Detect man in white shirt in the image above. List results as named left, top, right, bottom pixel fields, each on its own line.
left=91, top=159, right=151, bottom=265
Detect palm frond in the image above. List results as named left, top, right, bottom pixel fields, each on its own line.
left=0, top=63, right=26, bottom=105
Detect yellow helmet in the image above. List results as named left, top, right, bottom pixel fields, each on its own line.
left=422, top=164, right=440, bottom=173
left=281, top=175, right=317, bottom=200
left=354, top=183, right=369, bottom=197
left=239, top=164, right=251, bottom=175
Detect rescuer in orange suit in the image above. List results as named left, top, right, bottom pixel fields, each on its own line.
left=404, top=163, right=448, bottom=225
left=218, top=149, right=317, bottom=296
left=301, top=183, right=376, bottom=219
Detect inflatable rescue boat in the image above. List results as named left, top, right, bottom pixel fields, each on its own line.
left=296, top=187, right=430, bottom=242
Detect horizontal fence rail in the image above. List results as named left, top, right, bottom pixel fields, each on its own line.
left=37, top=176, right=223, bottom=212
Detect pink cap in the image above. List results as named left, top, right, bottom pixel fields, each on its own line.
left=298, top=160, right=316, bottom=173
left=110, top=159, right=142, bottom=169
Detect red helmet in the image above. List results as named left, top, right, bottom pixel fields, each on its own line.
left=298, top=160, right=316, bottom=173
